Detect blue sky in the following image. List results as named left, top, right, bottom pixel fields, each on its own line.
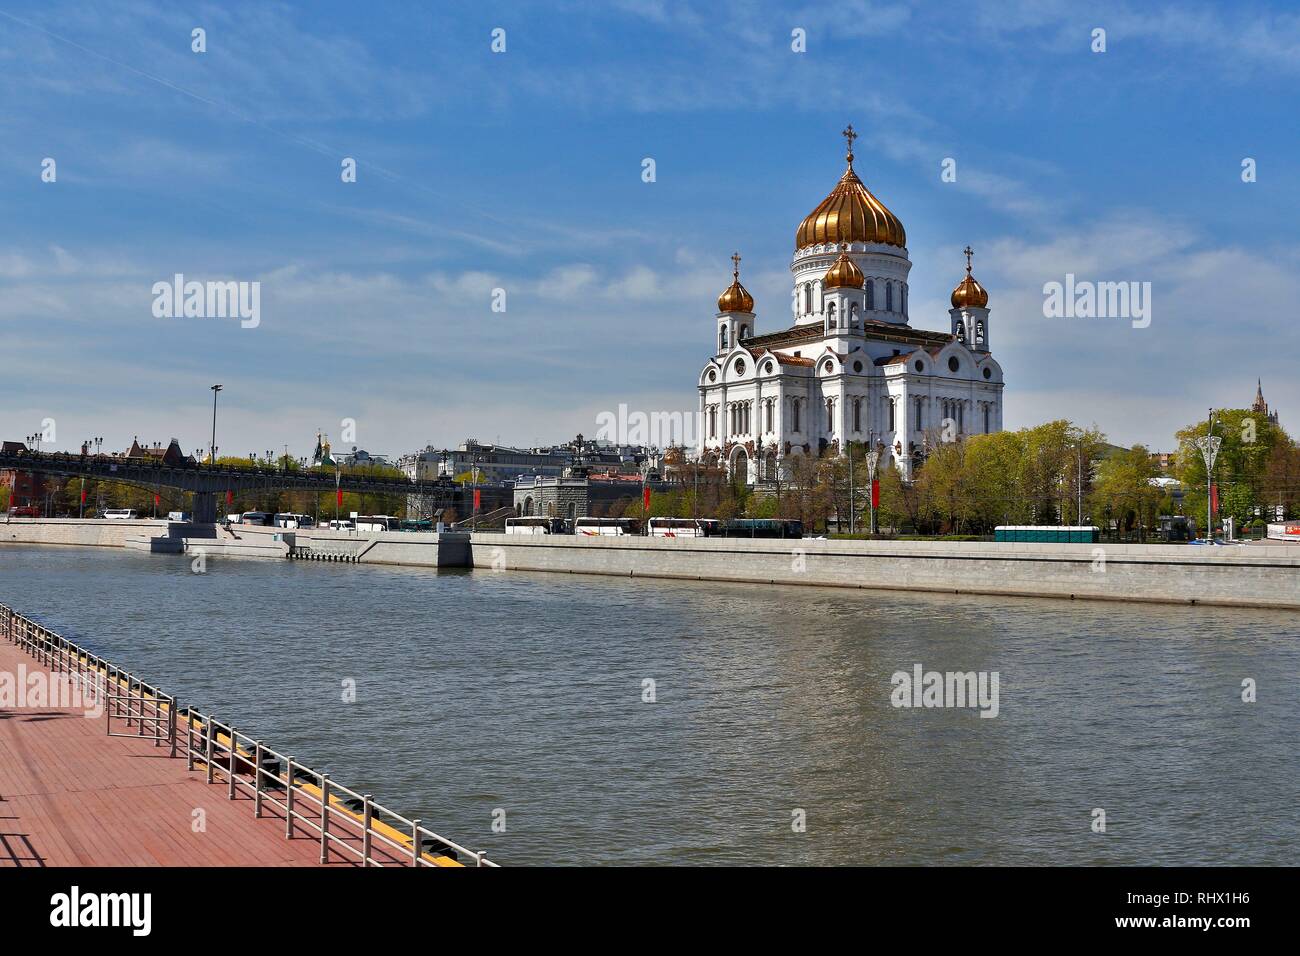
left=3, top=0, right=1298, bottom=459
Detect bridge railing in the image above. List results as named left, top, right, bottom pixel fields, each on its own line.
left=0, top=602, right=497, bottom=868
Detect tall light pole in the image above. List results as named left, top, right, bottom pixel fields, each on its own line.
left=209, top=384, right=223, bottom=464
left=866, top=447, right=881, bottom=535
left=1193, top=409, right=1222, bottom=543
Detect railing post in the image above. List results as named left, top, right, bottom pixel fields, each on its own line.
left=362, top=794, right=372, bottom=867
left=319, top=775, right=331, bottom=864
left=254, top=742, right=263, bottom=818
left=168, top=700, right=178, bottom=759
left=285, top=758, right=296, bottom=839
left=227, top=728, right=237, bottom=800
left=205, top=719, right=214, bottom=784
left=411, top=819, right=421, bottom=867
left=186, top=712, right=195, bottom=771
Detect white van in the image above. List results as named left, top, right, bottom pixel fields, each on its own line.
left=102, top=509, right=139, bottom=520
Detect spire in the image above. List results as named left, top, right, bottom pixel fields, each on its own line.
left=964, top=244, right=974, bottom=274
left=842, top=123, right=858, bottom=168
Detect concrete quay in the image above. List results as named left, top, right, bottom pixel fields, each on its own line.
left=4, top=518, right=1298, bottom=610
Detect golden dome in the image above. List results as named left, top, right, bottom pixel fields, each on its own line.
left=823, top=249, right=865, bottom=289
left=951, top=245, right=989, bottom=309
left=795, top=125, right=906, bottom=251
left=717, top=252, right=754, bottom=313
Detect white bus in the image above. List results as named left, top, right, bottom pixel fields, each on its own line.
left=273, top=513, right=314, bottom=529
left=647, top=517, right=717, bottom=538
left=102, top=509, right=139, bottom=520
left=355, top=515, right=401, bottom=532
left=505, top=516, right=568, bottom=535
left=325, top=519, right=356, bottom=531
left=574, top=517, right=642, bottom=536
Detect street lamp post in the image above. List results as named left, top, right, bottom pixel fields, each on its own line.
left=209, top=384, right=223, bottom=464
left=1193, top=410, right=1222, bottom=543
left=866, top=447, right=881, bottom=536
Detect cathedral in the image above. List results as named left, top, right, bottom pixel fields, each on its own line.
left=697, top=126, right=1005, bottom=482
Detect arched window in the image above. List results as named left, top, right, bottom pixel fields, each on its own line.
left=803, top=284, right=812, bottom=314
left=853, top=398, right=862, bottom=432
left=792, top=399, right=802, bottom=433
left=888, top=398, right=895, bottom=432
left=886, top=282, right=893, bottom=312
left=956, top=322, right=966, bottom=342
left=866, top=280, right=875, bottom=310
left=826, top=399, right=834, bottom=433
left=740, top=324, right=749, bottom=339
left=719, top=326, right=727, bottom=350
left=850, top=303, right=859, bottom=327
left=976, top=320, right=985, bottom=345
left=827, top=301, right=837, bottom=329
left=902, top=284, right=908, bottom=316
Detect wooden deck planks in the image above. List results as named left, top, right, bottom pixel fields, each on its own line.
left=0, top=639, right=375, bottom=867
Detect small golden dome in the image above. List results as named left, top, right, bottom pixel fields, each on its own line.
left=717, top=252, right=754, bottom=313
left=795, top=125, right=906, bottom=251
left=823, top=249, right=865, bottom=289
left=950, top=245, right=988, bottom=309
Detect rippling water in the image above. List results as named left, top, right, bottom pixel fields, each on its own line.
left=2, top=544, right=1296, bottom=865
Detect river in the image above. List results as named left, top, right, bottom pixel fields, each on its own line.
left=1, top=544, right=1295, bottom=865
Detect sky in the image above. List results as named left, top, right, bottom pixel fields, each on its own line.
left=2, top=0, right=1298, bottom=460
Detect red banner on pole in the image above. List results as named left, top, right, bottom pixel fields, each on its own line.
left=643, top=486, right=651, bottom=512
left=226, top=490, right=233, bottom=505
left=337, top=489, right=344, bottom=507
left=871, top=479, right=880, bottom=509
left=80, top=489, right=87, bottom=504
left=154, top=494, right=160, bottom=505
left=473, top=488, right=481, bottom=511
left=1210, top=483, right=1219, bottom=514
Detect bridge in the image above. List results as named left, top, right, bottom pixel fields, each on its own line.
left=0, top=448, right=461, bottom=523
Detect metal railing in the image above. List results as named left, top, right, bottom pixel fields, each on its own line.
left=0, top=603, right=497, bottom=868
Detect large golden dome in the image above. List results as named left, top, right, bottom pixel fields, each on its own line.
left=716, top=252, right=754, bottom=313
left=951, top=245, right=989, bottom=309
left=823, top=249, right=865, bottom=289
left=795, top=125, right=906, bottom=251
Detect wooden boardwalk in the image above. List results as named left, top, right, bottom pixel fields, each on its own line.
left=0, top=638, right=410, bottom=867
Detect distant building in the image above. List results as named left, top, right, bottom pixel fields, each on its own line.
left=1151, top=450, right=1177, bottom=471
left=514, top=473, right=659, bottom=521
left=125, top=438, right=189, bottom=467
left=0, top=441, right=46, bottom=510
left=399, top=435, right=651, bottom=484
left=1252, top=380, right=1281, bottom=427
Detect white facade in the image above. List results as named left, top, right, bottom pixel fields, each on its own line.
left=697, top=148, right=1005, bottom=483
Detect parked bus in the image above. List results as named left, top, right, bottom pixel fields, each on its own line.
left=240, top=511, right=274, bottom=526
left=717, top=518, right=803, bottom=539
left=273, top=513, right=314, bottom=529
left=102, top=509, right=140, bottom=520
left=573, top=517, right=642, bottom=536
left=994, top=526, right=1099, bottom=543
left=355, top=515, right=401, bottom=532
left=400, top=518, right=433, bottom=532
left=505, top=516, right=569, bottom=535
left=647, top=517, right=718, bottom=538
left=324, top=519, right=356, bottom=531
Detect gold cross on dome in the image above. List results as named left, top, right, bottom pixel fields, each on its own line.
left=963, top=245, right=974, bottom=272
left=731, top=251, right=741, bottom=278
left=842, top=124, right=858, bottom=162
